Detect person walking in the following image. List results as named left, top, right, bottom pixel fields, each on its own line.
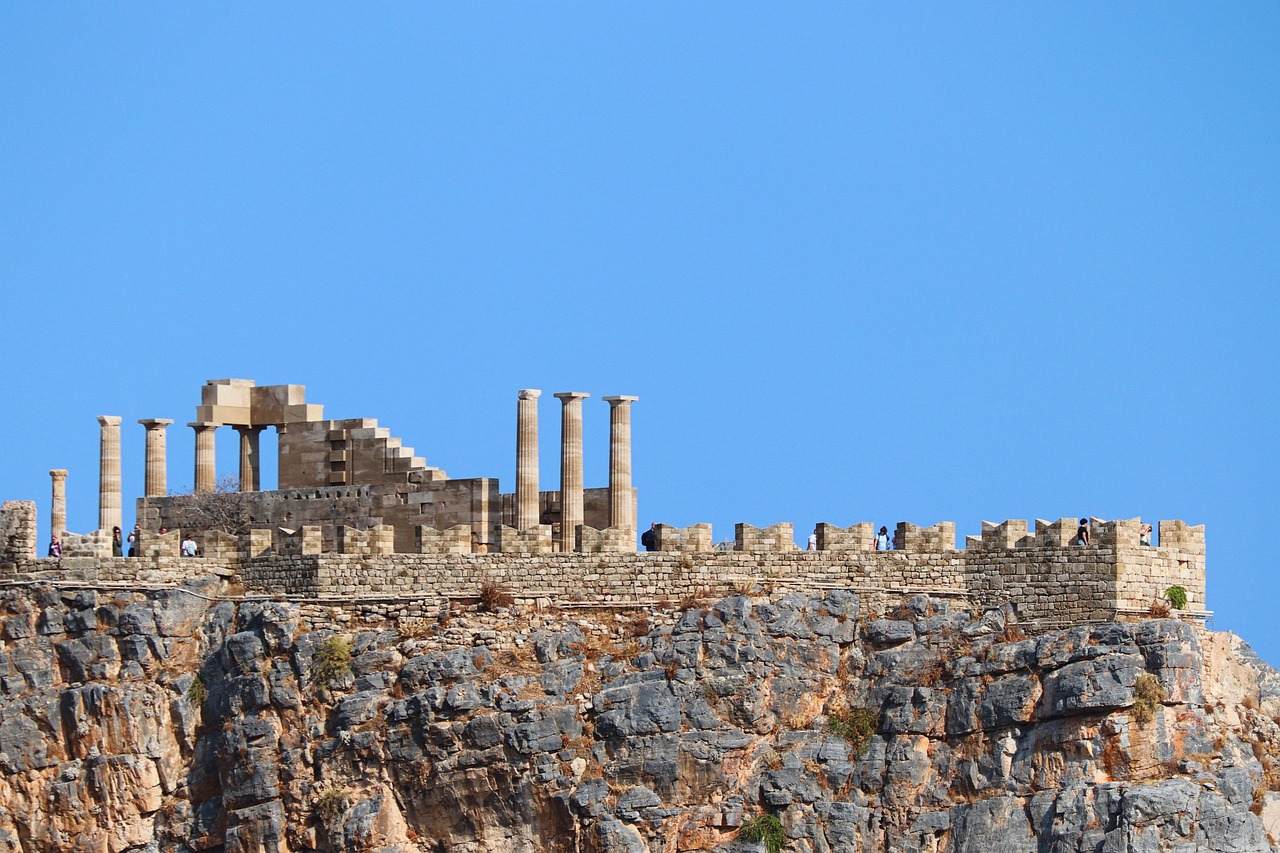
left=807, top=532, right=817, bottom=551
left=48, top=536, right=61, bottom=559
left=1075, top=518, right=1091, bottom=546
left=111, top=526, right=123, bottom=557
left=876, top=526, right=893, bottom=551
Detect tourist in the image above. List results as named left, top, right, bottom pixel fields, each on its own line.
left=1140, top=523, right=1153, bottom=547
left=876, top=526, right=892, bottom=551
left=640, top=522, right=658, bottom=552
left=112, top=526, right=123, bottom=557
left=127, top=523, right=140, bottom=557
left=181, top=536, right=198, bottom=557
left=807, top=532, right=817, bottom=551
left=48, top=536, right=61, bottom=559
left=1075, top=518, right=1091, bottom=546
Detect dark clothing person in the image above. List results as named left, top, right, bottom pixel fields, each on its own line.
left=112, top=527, right=123, bottom=558
left=1075, top=518, right=1090, bottom=547
left=48, top=538, right=61, bottom=558
left=640, top=526, right=657, bottom=552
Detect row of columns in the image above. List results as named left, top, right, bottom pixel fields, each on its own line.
left=76, top=416, right=261, bottom=536
left=515, top=389, right=637, bottom=550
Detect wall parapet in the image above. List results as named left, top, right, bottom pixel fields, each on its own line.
left=1, top=501, right=37, bottom=565
left=653, top=524, right=712, bottom=553
left=492, top=525, right=553, bottom=555
left=576, top=526, right=634, bottom=553
left=415, top=525, right=472, bottom=555
left=735, top=523, right=795, bottom=552
left=814, top=522, right=874, bottom=552
left=894, top=521, right=956, bottom=552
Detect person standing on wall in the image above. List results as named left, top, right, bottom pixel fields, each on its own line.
left=111, top=526, right=123, bottom=557
left=875, top=526, right=892, bottom=551
left=641, top=522, right=658, bottom=552
left=1075, top=518, right=1091, bottom=546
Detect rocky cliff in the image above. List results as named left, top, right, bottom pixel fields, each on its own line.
left=0, top=576, right=1277, bottom=852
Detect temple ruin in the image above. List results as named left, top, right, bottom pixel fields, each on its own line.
left=0, top=378, right=1208, bottom=630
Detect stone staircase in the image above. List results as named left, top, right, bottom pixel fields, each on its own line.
left=325, top=419, right=447, bottom=486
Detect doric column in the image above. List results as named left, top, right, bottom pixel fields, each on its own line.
left=190, top=422, right=217, bottom=493
left=138, top=419, right=174, bottom=497
left=235, top=426, right=264, bottom=492
left=603, top=396, right=638, bottom=533
left=97, top=415, right=122, bottom=532
left=516, top=389, right=541, bottom=529
left=554, top=392, right=589, bottom=551
left=49, top=469, right=67, bottom=541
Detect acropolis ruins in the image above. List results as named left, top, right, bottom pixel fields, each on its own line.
left=0, top=378, right=1207, bottom=629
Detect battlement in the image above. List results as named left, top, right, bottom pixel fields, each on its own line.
left=3, top=512, right=1209, bottom=629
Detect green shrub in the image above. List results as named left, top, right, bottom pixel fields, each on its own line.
left=1165, top=585, right=1188, bottom=610
left=828, top=707, right=878, bottom=755
left=186, top=674, right=206, bottom=706
left=740, top=813, right=785, bottom=853
left=312, top=635, right=352, bottom=691
left=1132, top=673, right=1166, bottom=727
left=314, top=786, right=350, bottom=824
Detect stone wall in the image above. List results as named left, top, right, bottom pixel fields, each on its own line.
left=232, top=534, right=1207, bottom=627
left=0, top=501, right=37, bottom=565
left=15, top=554, right=237, bottom=584
left=139, top=477, right=501, bottom=552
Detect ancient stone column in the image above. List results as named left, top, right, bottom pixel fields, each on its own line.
left=516, top=389, right=541, bottom=529
left=235, top=426, right=264, bottom=492
left=190, top=422, right=217, bottom=493
left=49, top=469, right=67, bottom=541
left=554, top=392, right=589, bottom=551
left=603, top=396, right=638, bottom=532
left=97, top=415, right=122, bottom=532
left=138, top=418, right=174, bottom=497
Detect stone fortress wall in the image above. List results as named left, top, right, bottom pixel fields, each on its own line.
left=1, top=498, right=1207, bottom=628
left=2, top=378, right=1209, bottom=631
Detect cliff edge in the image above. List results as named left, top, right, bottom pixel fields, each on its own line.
left=0, top=576, right=1276, bottom=852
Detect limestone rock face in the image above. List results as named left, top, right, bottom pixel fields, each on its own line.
left=0, top=578, right=1277, bottom=852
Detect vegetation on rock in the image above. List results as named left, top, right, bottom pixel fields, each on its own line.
left=740, top=813, right=786, bottom=853
left=312, top=635, right=352, bottom=691
left=827, top=707, right=878, bottom=755
left=1133, top=672, right=1166, bottom=727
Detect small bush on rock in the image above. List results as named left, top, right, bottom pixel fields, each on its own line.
left=314, top=787, right=350, bottom=825
left=1133, top=673, right=1166, bottom=727
left=828, top=707, right=878, bottom=755
left=740, top=813, right=785, bottom=853
left=1165, top=585, right=1188, bottom=610
left=312, top=635, right=352, bottom=691
left=186, top=674, right=206, bottom=706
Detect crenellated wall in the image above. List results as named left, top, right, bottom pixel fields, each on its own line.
left=0, top=501, right=37, bottom=565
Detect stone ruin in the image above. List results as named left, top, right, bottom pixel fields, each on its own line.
left=0, top=378, right=1209, bottom=630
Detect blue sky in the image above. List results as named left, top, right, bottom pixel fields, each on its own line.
left=2, top=5, right=1276, bottom=659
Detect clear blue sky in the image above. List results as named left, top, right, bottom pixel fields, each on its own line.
left=2, top=6, right=1276, bottom=658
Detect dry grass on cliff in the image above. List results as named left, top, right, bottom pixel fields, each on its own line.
left=1132, top=674, right=1166, bottom=727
